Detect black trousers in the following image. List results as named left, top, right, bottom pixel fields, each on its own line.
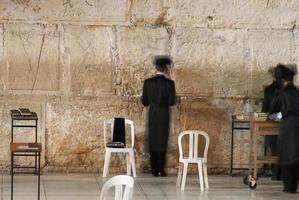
left=265, top=136, right=281, bottom=179
left=150, top=151, right=166, bottom=173
left=281, top=165, right=298, bottom=192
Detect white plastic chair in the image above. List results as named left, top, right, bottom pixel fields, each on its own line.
left=176, top=130, right=209, bottom=191
left=102, top=118, right=137, bottom=177
left=100, top=175, right=134, bottom=200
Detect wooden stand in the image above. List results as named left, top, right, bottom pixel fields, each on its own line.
left=243, top=115, right=279, bottom=189
left=250, top=118, right=279, bottom=179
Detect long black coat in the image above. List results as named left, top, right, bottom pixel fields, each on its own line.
left=277, top=83, right=299, bottom=166
left=262, top=81, right=282, bottom=150
left=141, top=74, right=176, bottom=152
left=262, top=80, right=282, bottom=113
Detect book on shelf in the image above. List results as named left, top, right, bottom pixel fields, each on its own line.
left=253, top=112, right=268, bottom=121
left=19, top=108, right=33, bottom=116
left=10, top=108, right=37, bottom=118
left=10, top=109, right=21, bottom=116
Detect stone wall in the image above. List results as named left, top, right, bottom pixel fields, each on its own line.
left=0, top=0, right=298, bottom=174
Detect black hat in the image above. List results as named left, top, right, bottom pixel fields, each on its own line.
left=153, top=55, right=172, bottom=67
left=274, top=63, right=295, bottom=81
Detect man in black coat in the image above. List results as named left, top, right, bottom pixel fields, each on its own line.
left=262, top=67, right=282, bottom=180
left=275, top=64, right=299, bottom=193
left=141, top=55, right=176, bottom=177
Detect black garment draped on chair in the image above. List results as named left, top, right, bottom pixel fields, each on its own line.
left=112, top=118, right=126, bottom=146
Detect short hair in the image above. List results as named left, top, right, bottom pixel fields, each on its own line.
left=274, top=63, right=295, bottom=81
left=153, top=55, right=172, bottom=72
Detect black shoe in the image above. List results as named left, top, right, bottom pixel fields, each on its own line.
left=153, top=171, right=159, bottom=177
left=271, top=176, right=282, bottom=181
left=159, top=171, right=167, bottom=177
left=283, top=189, right=296, bottom=193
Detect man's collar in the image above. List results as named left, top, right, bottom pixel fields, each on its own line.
left=156, top=72, right=166, bottom=76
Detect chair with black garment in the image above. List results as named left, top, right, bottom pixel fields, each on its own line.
left=102, top=118, right=136, bottom=177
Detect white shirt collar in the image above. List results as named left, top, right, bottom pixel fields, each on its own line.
left=156, top=72, right=166, bottom=76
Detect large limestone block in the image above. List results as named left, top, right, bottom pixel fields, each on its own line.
left=46, top=98, right=118, bottom=168
left=212, top=30, right=249, bottom=97
left=247, top=30, right=293, bottom=97
left=131, top=0, right=176, bottom=25
left=45, top=97, right=144, bottom=170
left=0, top=0, right=129, bottom=25
left=117, top=26, right=170, bottom=96
left=0, top=25, right=3, bottom=92
left=177, top=0, right=298, bottom=29
left=5, top=24, right=61, bottom=91
left=174, top=28, right=248, bottom=97
left=179, top=97, right=263, bottom=168
left=179, top=98, right=230, bottom=167
left=70, top=26, right=113, bottom=96
left=293, top=28, right=299, bottom=67
left=173, top=28, right=215, bottom=96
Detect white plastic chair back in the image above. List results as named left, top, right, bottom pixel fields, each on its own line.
left=178, top=130, right=209, bottom=162
left=100, top=175, right=134, bottom=200
left=103, top=118, right=135, bottom=148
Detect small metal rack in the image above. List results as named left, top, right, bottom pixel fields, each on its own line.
left=10, top=110, right=41, bottom=200
left=230, top=115, right=251, bottom=176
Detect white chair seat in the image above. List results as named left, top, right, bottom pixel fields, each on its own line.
left=106, top=147, right=134, bottom=153
left=180, top=158, right=207, bottom=163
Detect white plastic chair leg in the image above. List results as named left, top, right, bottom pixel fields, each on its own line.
left=115, top=185, right=122, bottom=200
left=198, top=163, right=204, bottom=192
left=130, top=150, right=137, bottom=178
left=203, top=163, right=209, bottom=189
left=103, top=151, right=111, bottom=177
left=176, top=163, right=183, bottom=188
left=126, top=153, right=131, bottom=176
left=181, top=163, right=188, bottom=191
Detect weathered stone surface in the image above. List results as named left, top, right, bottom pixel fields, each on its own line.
left=176, top=0, right=299, bottom=28
left=174, top=28, right=248, bottom=97
left=5, top=24, right=60, bottom=91
left=0, top=0, right=130, bottom=25
left=0, top=24, right=4, bottom=92
left=212, top=30, right=249, bottom=97
left=173, top=28, right=215, bottom=96
left=293, top=27, right=299, bottom=67
left=179, top=97, right=263, bottom=169
left=131, top=0, right=176, bottom=25
left=70, top=26, right=113, bottom=96
left=0, top=0, right=295, bottom=174
left=180, top=98, right=231, bottom=167
left=247, top=30, right=293, bottom=97
left=45, top=97, right=144, bottom=170
left=117, top=26, right=170, bottom=96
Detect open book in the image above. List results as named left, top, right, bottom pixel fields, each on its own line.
left=10, top=108, right=36, bottom=117
left=19, top=108, right=33, bottom=116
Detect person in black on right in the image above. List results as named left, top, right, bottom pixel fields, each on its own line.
left=262, top=65, right=283, bottom=180
left=274, top=64, right=299, bottom=193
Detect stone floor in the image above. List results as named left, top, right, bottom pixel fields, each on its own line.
left=2, top=173, right=299, bottom=200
